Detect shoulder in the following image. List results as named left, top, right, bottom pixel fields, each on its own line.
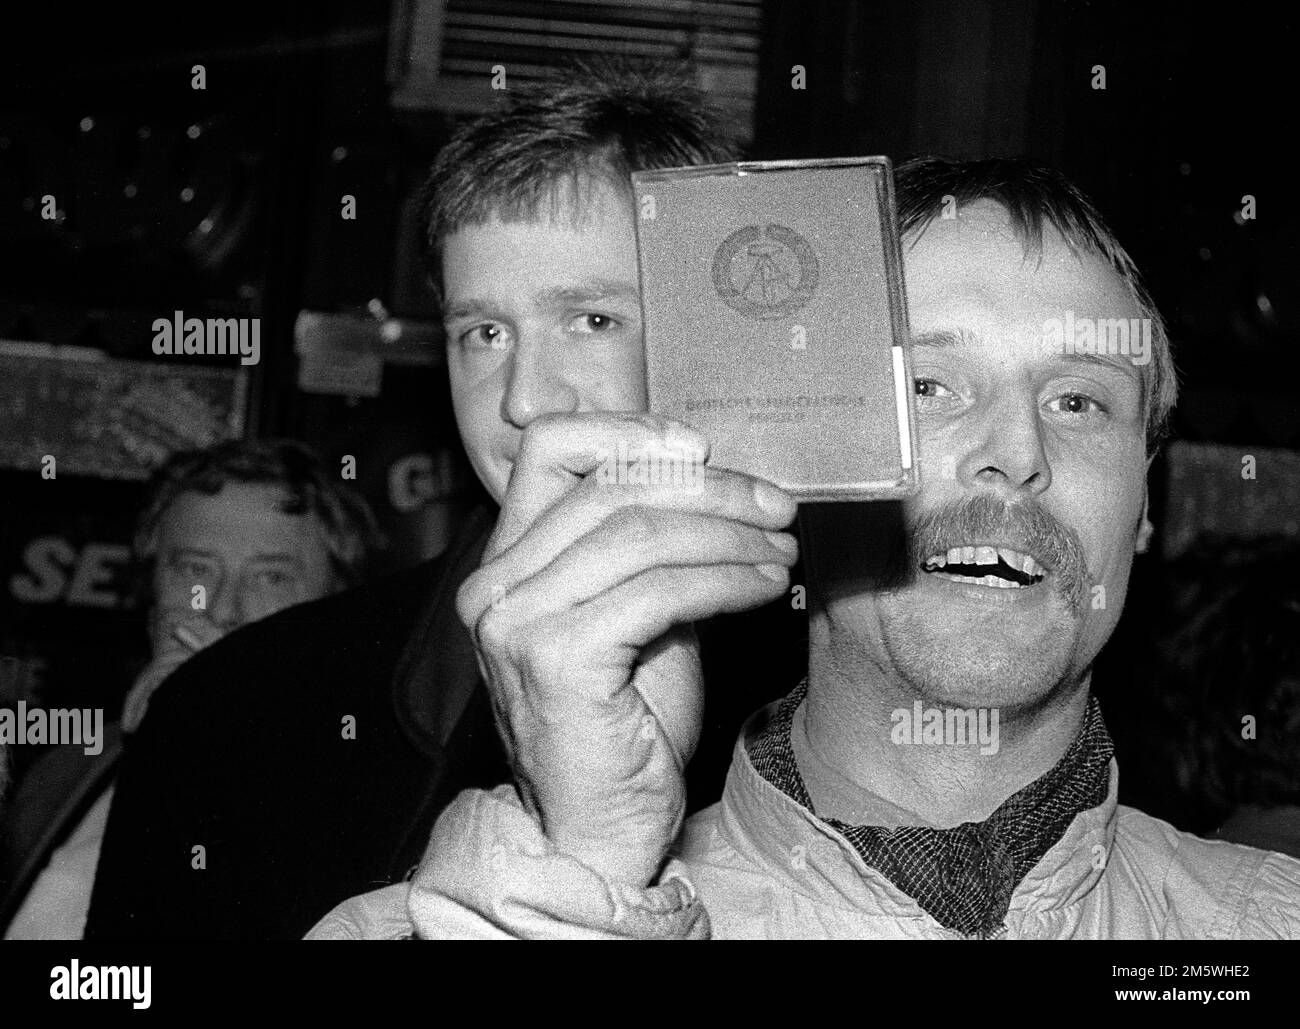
left=1114, top=805, right=1300, bottom=938
left=678, top=803, right=725, bottom=856
left=304, top=883, right=414, bottom=940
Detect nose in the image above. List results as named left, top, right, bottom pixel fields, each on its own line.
left=206, top=582, right=246, bottom=631
left=501, top=336, right=580, bottom=428
left=956, top=388, right=1053, bottom=500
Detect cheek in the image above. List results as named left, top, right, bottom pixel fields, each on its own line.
left=239, top=577, right=315, bottom=621
left=592, top=375, right=647, bottom=413
left=1052, top=454, right=1147, bottom=585
left=452, top=382, right=504, bottom=454
left=238, top=592, right=294, bottom=625
left=151, top=573, right=192, bottom=613
left=916, top=419, right=972, bottom=489
left=450, top=350, right=507, bottom=409
left=572, top=346, right=646, bottom=412
left=907, top=429, right=965, bottom=513
left=295, top=560, right=335, bottom=604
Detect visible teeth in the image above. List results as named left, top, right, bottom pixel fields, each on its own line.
left=926, top=544, right=1045, bottom=581
left=941, top=572, right=1022, bottom=588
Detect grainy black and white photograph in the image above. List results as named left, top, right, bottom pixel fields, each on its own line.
left=0, top=0, right=1297, bottom=1001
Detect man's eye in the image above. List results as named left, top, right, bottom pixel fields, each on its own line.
left=254, top=569, right=293, bottom=589
left=1050, top=393, right=1106, bottom=416
left=175, top=558, right=214, bottom=580
left=569, top=313, right=620, bottom=334
left=458, top=323, right=509, bottom=350
left=914, top=378, right=954, bottom=400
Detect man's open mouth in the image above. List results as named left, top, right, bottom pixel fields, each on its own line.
left=921, top=545, right=1048, bottom=589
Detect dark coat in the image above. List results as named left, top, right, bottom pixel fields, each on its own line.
left=82, top=504, right=800, bottom=939
left=84, top=507, right=502, bottom=939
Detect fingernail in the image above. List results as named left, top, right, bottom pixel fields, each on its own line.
left=174, top=625, right=202, bottom=650
left=754, top=479, right=796, bottom=521
left=757, top=563, right=788, bottom=581
left=663, top=422, right=709, bottom=461
left=765, top=531, right=798, bottom=556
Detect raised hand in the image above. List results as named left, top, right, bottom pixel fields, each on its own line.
left=457, top=412, right=798, bottom=886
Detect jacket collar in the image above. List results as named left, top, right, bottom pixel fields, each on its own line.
left=713, top=693, right=1119, bottom=930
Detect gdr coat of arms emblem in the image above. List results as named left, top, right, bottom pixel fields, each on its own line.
left=711, top=223, right=820, bottom=320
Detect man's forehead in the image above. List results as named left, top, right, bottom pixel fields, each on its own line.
left=158, top=489, right=325, bottom=572
left=162, top=486, right=306, bottom=538
left=903, top=199, right=1135, bottom=315
left=469, top=172, right=634, bottom=236
left=905, top=198, right=1069, bottom=267
left=441, top=185, right=640, bottom=316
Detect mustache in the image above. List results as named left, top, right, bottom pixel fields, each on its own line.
left=899, top=493, right=1092, bottom=611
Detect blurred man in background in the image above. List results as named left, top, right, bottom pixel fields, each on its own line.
left=1, top=439, right=378, bottom=937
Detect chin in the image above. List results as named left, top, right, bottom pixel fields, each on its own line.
left=879, top=601, right=1082, bottom=712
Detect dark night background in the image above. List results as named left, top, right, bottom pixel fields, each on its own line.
left=1, top=0, right=1296, bottom=832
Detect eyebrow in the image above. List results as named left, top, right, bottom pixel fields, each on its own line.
left=168, top=547, right=217, bottom=561
left=248, top=553, right=305, bottom=568
left=1055, top=351, right=1141, bottom=378
left=167, top=548, right=304, bottom=569
left=912, top=329, right=970, bottom=350
left=912, top=328, right=1141, bottom=379
left=443, top=278, right=640, bottom=321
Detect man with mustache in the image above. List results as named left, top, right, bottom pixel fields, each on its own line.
left=313, top=157, right=1300, bottom=939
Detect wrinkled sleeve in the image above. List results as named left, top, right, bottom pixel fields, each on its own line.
left=305, top=883, right=415, bottom=940
left=1237, top=851, right=1300, bottom=939
left=406, top=785, right=711, bottom=940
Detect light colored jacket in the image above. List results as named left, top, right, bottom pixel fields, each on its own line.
left=309, top=705, right=1300, bottom=940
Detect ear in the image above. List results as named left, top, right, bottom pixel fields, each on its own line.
left=1135, top=488, right=1154, bottom=556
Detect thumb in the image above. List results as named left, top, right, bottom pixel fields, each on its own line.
left=121, top=656, right=183, bottom=733
left=174, top=616, right=226, bottom=653
left=633, top=624, right=704, bottom=769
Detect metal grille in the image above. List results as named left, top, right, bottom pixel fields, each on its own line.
left=390, top=0, right=763, bottom=141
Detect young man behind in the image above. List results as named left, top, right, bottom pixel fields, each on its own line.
left=83, top=63, right=778, bottom=940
